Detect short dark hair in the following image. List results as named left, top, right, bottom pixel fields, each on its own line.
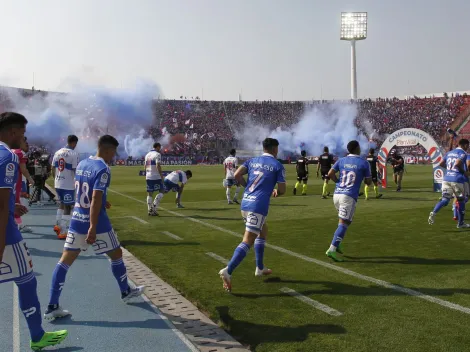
left=347, top=140, right=360, bottom=154
left=0, top=112, right=28, bottom=131
left=98, top=135, right=119, bottom=148
left=301, top=150, right=306, bottom=157
left=458, top=138, right=469, bottom=147
left=230, top=148, right=236, bottom=156
left=67, top=135, right=78, bottom=144
left=323, top=146, right=329, bottom=153
left=262, top=138, right=279, bottom=152
left=369, top=148, right=375, bottom=154
left=153, top=142, right=161, bottom=149
left=185, top=170, right=192, bottom=178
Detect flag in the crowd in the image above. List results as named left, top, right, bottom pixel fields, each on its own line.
left=208, top=132, right=215, bottom=138
left=172, top=118, right=177, bottom=123
left=185, top=119, right=191, bottom=125
left=193, top=133, right=197, bottom=139
left=190, top=124, right=194, bottom=129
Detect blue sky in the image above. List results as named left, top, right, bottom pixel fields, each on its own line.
left=0, top=0, right=468, bottom=101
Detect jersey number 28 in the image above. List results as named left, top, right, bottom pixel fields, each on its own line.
left=74, top=181, right=91, bottom=208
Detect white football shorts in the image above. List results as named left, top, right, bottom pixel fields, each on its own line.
left=64, top=229, right=120, bottom=255
left=333, top=194, right=357, bottom=222
left=241, top=210, right=266, bottom=235
left=442, top=181, right=465, bottom=200
left=0, top=240, right=34, bottom=284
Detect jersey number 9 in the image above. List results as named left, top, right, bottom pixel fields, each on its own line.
left=74, top=181, right=91, bottom=208
left=58, top=158, right=65, bottom=172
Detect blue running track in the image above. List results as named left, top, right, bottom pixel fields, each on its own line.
left=0, top=204, right=195, bottom=352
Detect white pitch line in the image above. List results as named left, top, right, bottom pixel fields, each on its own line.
left=120, top=215, right=149, bottom=224
left=280, top=287, right=343, bottom=316
left=205, top=252, right=229, bottom=265
left=162, top=231, right=183, bottom=241
left=13, top=284, right=19, bottom=352
left=109, top=188, right=470, bottom=315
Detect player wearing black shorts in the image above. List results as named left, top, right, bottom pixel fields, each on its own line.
left=391, top=153, right=405, bottom=191
left=317, top=146, right=334, bottom=199
left=365, top=148, right=383, bottom=200
left=293, top=150, right=309, bottom=195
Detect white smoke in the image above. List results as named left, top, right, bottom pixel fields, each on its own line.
left=235, top=102, right=370, bottom=157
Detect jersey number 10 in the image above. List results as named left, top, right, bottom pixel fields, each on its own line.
left=74, top=181, right=91, bottom=208
left=339, top=170, right=356, bottom=188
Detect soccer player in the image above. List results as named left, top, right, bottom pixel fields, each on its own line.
left=223, top=149, right=241, bottom=204
left=44, top=135, right=145, bottom=320
left=52, top=135, right=79, bottom=239
left=12, top=136, right=35, bottom=233
left=429, top=138, right=470, bottom=228
left=364, top=148, right=383, bottom=200
left=293, top=150, right=308, bottom=195
left=325, top=140, right=372, bottom=262
left=391, top=153, right=405, bottom=191
left=0, top=112, right=68, bottom=349
left=144, top=142, right=164, bottom=216
left=152, top=170, right=193, bottom=212
left=218, top=138, right=286, bottom=292
left=317, top=146, right=334, bottom=199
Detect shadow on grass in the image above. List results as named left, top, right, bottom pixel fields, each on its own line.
left=257, top=277, right=470, bottom=297
left=121, top=240, right=200, bottom=247
left=270, top=204, right=308, bottom=207
left=216, top=306, right=346, bottom=350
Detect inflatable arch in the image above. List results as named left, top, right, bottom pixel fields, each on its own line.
left=377, top=128, right=445, bottom=192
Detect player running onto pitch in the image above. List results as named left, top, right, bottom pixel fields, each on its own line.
left=0, top=112, right=68, bottom=350
left=325, top=140, right=372, bottom=262
left=429, top=138, right=470, bottom=228
left=152, top=169, right=193, bottom=212
left=364, top=148, right=383, bottom=200
left=317, top=146, right=334, bottom=199
left=293, top=150, right=308, bottom=195
left=44, top=135, right=145, bottom=321
left=144, top=142, right=164, bottom=216
left=390, top=152, right=405, bottom=191
left=52, top=135, right=79, bottom=239
left=218, top=138, right=286, bottom=292
left=223, top=149, right=241, bottom=204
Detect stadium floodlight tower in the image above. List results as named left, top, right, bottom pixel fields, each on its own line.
left=340, top=12, right=367, bottom=100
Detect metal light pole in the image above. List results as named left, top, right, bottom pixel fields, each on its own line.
left=340, top=12, right=368, bottom=100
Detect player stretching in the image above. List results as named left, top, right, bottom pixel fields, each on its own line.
left=364, top=148, right=383, bottom=200
left=52, top=135, right=79, bottom=239
left=0, top=112, right=68, bottom=350
left=317, top=146, right=334, bottom=199
left=44, top=135, right=144, bottom=320
left=223, top=149, right=241, bottom=204
left=150, top=169, right=193, bottom=212
left=293, top=150, right=308, bottom=195
left=144, top=142, right=164, bottom=216
left=325, top=140, right=372, bottom=262
left=218, top=138, right=286, bottom=292
left=429, top=138, right=470, bottom=228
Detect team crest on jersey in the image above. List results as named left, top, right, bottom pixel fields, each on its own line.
left=100, top=173, right=109, bottom=183
left=4, top=177, right=13, bottom=184
left=5, top=163, right=15, bottom=177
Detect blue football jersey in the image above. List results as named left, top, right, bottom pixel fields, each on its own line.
left=70, top=156, right=112, bottom=234
left=241, top=153, right=286, bottom=216
left=443, top=148, right=467, bottom=184
left=0, top=142, right=22, bottom=245
left=332, top=155, right=371, bottom=201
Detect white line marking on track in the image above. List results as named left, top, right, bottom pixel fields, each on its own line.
left=13, top=284, right=19, bottom=352
left=205, top=252, right=229, bottom=264
left=162, top=231, right=183, bottom=241
left=280, top=287, right=343, bottom=316
left=119, top=215, right=149, bottom=224
left=109, top=189, right=470, bottom=315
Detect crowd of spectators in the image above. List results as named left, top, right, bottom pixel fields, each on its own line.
left=1, top=86, right=470, bottom=157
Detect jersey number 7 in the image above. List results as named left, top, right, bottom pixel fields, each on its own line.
left=249, top=171, right=264, bottom=192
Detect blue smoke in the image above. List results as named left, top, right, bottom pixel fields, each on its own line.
left=4, top=80, right=161, bottom=157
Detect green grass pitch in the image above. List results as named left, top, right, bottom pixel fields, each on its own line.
left=106, top=164, right=470, bottom=352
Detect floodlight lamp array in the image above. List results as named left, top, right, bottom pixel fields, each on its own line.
left=340, top=12, right=367, bottom=40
